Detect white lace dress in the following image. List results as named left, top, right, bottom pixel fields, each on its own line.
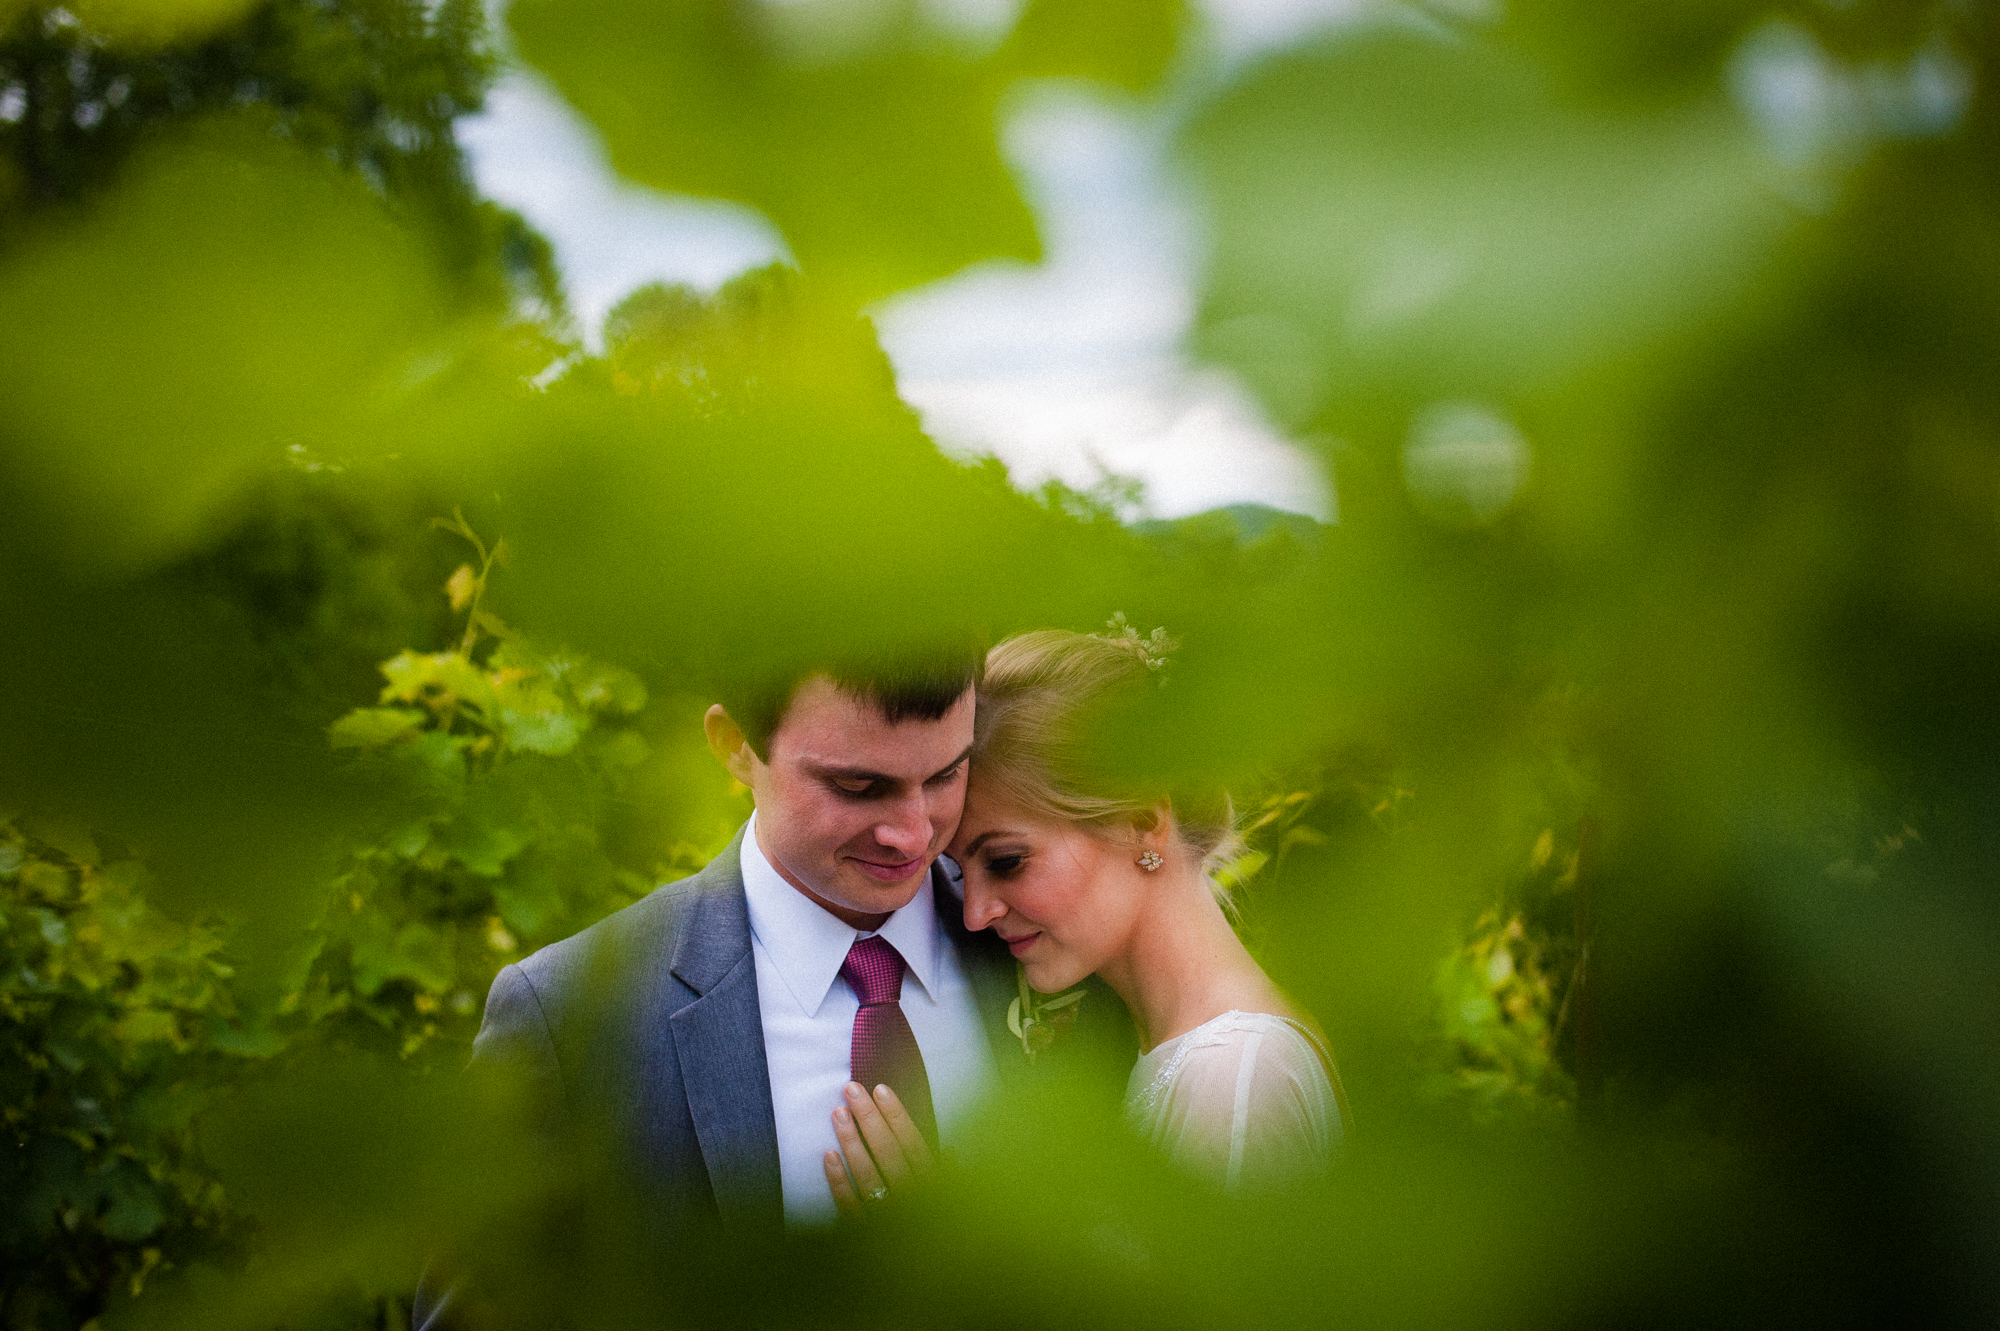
left=1123, top=1011, right=1344, bottom=1191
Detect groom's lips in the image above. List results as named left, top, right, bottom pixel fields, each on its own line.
left=850, top=855, right=925, bottom=883
left=998, top=931, right=1040, bottom=956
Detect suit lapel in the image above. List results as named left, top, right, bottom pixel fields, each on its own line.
left=667, top=831, right=782, bottom=1232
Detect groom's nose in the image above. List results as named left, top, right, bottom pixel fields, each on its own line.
left=871, top=790, right=933, bottom=858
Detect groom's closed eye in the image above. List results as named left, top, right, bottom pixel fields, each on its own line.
left=817, top=751, right=969, bottom=801
left=822, top=761, right=967, bottom=801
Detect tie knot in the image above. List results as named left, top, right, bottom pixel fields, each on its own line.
left=841, top=935, right=906, bottom=1007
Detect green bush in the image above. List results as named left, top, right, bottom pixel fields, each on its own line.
left=0, top=821, right=240, bottom=1327
left=0, top=511, right=744, bottom=1327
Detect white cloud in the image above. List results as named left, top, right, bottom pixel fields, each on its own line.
left=455, top=71, right=787, bottom=347
left=874, top=83, right=1330, bottom=519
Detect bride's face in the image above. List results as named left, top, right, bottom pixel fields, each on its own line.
left=950, top=783, right=1146, bottom=993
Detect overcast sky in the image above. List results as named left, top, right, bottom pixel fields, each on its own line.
left=454, top=0, right=1361, bottom=521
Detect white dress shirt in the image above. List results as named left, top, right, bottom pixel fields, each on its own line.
left=739, top=813, right=998, bottom=1226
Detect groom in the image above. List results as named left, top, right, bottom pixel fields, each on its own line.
left=417, top=644, right=1030, bottom=1325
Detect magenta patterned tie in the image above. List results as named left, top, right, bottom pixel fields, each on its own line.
left=840, top=935, right=938, bottom=1148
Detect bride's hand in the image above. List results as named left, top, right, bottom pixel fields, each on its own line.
left=823, top=1081, right=934, bottom=1217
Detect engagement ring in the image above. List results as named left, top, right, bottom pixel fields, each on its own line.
left=865, top=1185, right=888, bottom=1202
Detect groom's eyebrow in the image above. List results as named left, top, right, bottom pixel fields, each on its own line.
left=804, top=745, right=973, bottom=786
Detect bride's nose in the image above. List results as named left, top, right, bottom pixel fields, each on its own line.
left=962, top=876, right=1006, bottom=932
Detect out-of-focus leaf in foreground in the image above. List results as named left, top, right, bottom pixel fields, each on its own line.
left=0, top=117, right=468, bottom=958
left=1166, top=7, right=2000, bottom=1315
left=507, top=0, right=1187, bottom=302
left=1181, top=25, right=1796, bottom=436
left=110, top=1050, right=558, bottom=1331
left=0, top=119, right=445, bottom=572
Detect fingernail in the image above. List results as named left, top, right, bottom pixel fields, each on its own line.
left=874, top=1084, right=895, bottom=1102
left=834, top=1107, right=851, bottom=1127
left=845, top=1081, right=867, bottom=1101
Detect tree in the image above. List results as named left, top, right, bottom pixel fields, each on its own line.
left=0, top=0, right=563, bottom=322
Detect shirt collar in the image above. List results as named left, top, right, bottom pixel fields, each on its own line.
left=738, top=811, right=942, bottom=1018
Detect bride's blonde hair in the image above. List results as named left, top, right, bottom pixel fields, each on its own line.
left=972, top=629, right=1242, bottom=891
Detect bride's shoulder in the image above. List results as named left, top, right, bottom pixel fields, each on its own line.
left=1186, top=1009, right=1312, bottom=1045
left=1157, top=1011, right=1325, bottom=1086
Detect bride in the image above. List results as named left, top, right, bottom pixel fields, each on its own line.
left=825, top=628, right=1347, bottom=1208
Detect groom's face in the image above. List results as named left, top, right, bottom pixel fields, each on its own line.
left=726, top=675, right=976, bottom=924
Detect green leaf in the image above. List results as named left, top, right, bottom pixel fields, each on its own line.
left=494, top=853, right=566, bottom=939
left=376, top=731, right=470, bottom=822
left=589, top=730, right=652, bottom=770
left=474, top=610, right=516, bottom=641
left=98, top=1168, right=165, bottom=1242
left=1181, top=29, right=1792, bottom=433
left=350, top=918, right=455, bottom=995
left=379, top=651, right=499, bottom=716
left=498, top=707, right=584, bottom=756
left=0, top=121, right=445, bottom=570
left=563, top=659, right=648, bottom=716
left=111, top=1009, right=181, bottom=1046
left=434, top=784, right=531, bottom=878
left=327, top=707, right=427, bottom=750
left=446, top=563, right=478, bottom=612
left=508, top=0, right=1036, bottom=302
left=1002, top=0, right=1188, bottom=93
left=489, top=664, right=585, bottom=755
left=209, top=1018, right=287, bottom=1058
left=1212, top=848, right=1268, bottom=891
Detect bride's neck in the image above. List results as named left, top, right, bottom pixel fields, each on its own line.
left=1098, top=869, right=1271, bottom=1054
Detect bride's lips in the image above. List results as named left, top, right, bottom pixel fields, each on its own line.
left=998, top=931, right=1040, bottom=957
left=850, top=855, right=926, bottom=883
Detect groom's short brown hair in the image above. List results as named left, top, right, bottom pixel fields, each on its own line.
left=716, top=637, right=985, bottom=760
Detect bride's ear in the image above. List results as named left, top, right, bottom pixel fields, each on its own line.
left=1130, top=801, right=1175, bottom=852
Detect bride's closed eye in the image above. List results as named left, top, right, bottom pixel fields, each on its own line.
left=983, top=853, right=1026, bottom=879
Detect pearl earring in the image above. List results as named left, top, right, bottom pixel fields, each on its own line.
left=1136, top=850, right=1163, bottom=872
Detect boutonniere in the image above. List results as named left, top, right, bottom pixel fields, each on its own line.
left=1007, top=964, right=1087, bottom=1062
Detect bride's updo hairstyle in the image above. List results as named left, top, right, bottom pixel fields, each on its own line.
left=972, top=629, right=1242, bottom=892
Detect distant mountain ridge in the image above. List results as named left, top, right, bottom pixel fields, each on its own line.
left=1131, top=502, right=1323, bottom=544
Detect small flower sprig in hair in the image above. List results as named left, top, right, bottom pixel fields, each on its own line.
left=1096, top=612, right=1178, bottom=680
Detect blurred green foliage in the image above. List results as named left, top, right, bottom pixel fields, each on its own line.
left=0, top=0, right=560, bottom=319
left=3, top=0, right=1999, bottom=1326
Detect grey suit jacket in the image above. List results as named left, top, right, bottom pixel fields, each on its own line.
left=473, top=826, right=1016, bottom=1224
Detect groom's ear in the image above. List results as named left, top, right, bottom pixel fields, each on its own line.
left=703, top=705, right=758, bottom=785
